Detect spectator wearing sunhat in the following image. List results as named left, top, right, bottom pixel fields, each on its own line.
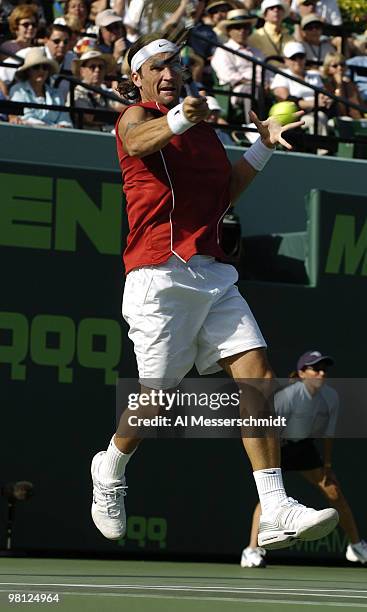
left=248, top=0, right=294, bottom=66
left=96, top=9, right=130, bottom=62
left=211, top=9, right=266, bottom=121
left=300, top=13, right=335, bottom=66
left=204, top=0, right=236, bottom=42
left=9, top=47, right=72, bottom=127
left=68, top=49, right=122, bottom=130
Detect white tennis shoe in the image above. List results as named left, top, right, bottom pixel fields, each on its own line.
left=91, top=451, right=127, bottom=540
left=346, top=540, right=367, bottom=564
left=240, top=546, right=267, bottom=568
left=258, top=497, right=339, bottom=550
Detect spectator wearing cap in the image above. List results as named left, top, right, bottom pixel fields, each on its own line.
left=9, top=47, right=72, bottom=127
left=96, top=9, right=130, bottom=62
left=68, top=49, right=122, bottom=130
left=248, top=0, right=294, bottom=66
left=0, top=3, right=38, bottom=56
left=323, top=53, right=364, bottom=120
left=242, top=350, right=367, bottom=569
left=44, top=24, right=76, bottom=102
left=211, top=9, right=264, bottom=121
left=271, top=40, right=330, bottom=137
left=290, top=0, right=342, bottom=26
left=300, top=13, right=335, bottom=67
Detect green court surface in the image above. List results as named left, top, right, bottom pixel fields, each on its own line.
left=0, top=558, right=366, bottom=611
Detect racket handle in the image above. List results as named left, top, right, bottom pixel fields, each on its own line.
left=184, top=78, right=201, bottom=97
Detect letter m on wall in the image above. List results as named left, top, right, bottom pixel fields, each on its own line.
left=325, top=214, right=367, bottom=276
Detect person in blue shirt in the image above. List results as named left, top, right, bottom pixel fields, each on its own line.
left=9, top=46, right=72, bottom=127
left=346, top=56, right=367, bottom=103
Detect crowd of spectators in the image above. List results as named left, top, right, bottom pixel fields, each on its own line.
left=0, top=0, right=366, bottom=149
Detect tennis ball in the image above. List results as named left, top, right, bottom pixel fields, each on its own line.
left=268, top=101, right=298, bottom=126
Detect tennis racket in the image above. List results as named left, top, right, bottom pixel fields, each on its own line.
left=139, top=0, right=203, bottom=96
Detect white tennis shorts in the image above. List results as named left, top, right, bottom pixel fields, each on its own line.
left=122, top=255, right=266, bottom=388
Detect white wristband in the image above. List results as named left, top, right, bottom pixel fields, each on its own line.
left=243, top=138, right=274, bottom=172
left=167, top=103, right=195, bottom=135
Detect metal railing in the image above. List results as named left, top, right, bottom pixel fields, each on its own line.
left=0, top=70, right=129, bottom=129
left=1, top=39, right=367, bottom=152
left=192, top=30, right=367, bottom=151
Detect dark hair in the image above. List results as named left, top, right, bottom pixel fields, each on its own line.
left=46, top=23, right=73, bottom=39
left=116, top=34, right=162, bottom=100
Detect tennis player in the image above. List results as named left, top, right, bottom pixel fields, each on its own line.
left=91, top=34, right=339, bottom=550
left=241, top=350, right=367, bottom=566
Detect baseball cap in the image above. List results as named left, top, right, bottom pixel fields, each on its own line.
left=297, top=351, right=334, bottom=371
left=283, top=41, right=306, bottom=58
left=95, top=9, right=123, bottom=28
left=301, top=13, right=324, bottom=29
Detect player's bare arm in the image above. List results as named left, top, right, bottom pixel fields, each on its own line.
left=230, top=110, right=305, bottom=203
left=119, top=97, right=209, bottom=158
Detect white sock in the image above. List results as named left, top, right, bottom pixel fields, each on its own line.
left=253, top=468, right=287, bottom=515
left=99, top=436, right=135, bottom=484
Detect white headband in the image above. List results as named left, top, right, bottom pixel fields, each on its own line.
left=130, top=39, right=179, bottom=73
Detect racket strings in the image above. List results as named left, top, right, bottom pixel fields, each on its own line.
left=141, top=0, right=182, bottom=32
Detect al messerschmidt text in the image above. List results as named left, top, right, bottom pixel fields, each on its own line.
left=128, top=415, right=287, bottom=427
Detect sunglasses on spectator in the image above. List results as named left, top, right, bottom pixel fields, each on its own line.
left=30, top=64, right=49, bottom=71
left=19, top=20, right=36, bottom=28
left=84, top=63, right=105, bottom=70
left=330, top=62, right=345, bottom=68
left=290, top=53, right=306, bottom=60
left=50, top=37, right=69, bottom=45
left=304, top=364, right=329, bottom=372
left=230, top=23, right=253, bottom=30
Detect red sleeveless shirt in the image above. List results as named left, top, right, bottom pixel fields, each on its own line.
left=115, top=101, right=232, bottom=274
